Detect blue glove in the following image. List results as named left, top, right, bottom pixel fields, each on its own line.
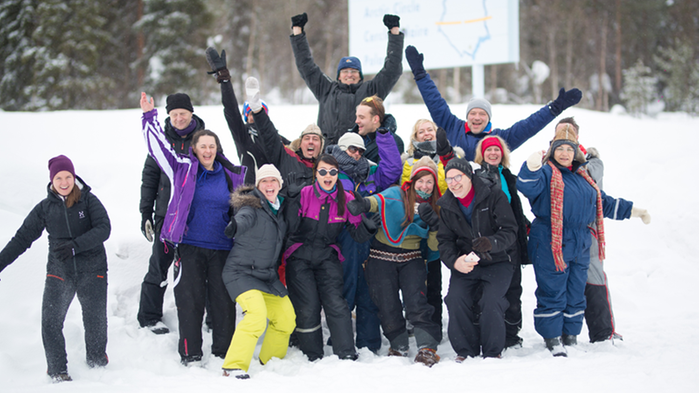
left=405, top=46, right=426, bottom=81
left=549, top=88, right=582, bottom=116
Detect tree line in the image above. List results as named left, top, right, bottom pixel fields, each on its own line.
left=1, top=0, right=697, bottom=115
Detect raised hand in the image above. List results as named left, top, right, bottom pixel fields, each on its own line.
left=140, top=92, right=155, bottom=112
left=405, top=45, right=426, bottom=81
left=549, top=87, right=582, bottom=116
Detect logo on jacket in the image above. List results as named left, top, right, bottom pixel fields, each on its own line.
left=79, top=211, right=85, bottom=219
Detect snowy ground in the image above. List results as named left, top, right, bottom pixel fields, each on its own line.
left=0, top=101, right=697, bottom=392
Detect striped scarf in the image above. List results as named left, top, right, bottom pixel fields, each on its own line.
left=548, top=161, right=605, bottom=272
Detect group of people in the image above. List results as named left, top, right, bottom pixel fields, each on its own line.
left=0, top=12, right=652, bottom=383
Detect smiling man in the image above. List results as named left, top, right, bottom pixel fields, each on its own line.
left=346, top=95, right=404, bottom=163
left=290, top=12, right=404, bottom=145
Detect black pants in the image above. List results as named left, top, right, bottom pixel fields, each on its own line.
left=504, top=263, right=523, bottom=346
left=173, top=244, right=236, bottom=361
left=286, top=256, right=356, bottom=360
left=42, top=269, right=108, bottom=376
left=445, top=262, right=513, bottom=358
left=137, top=219, right=174, bottom=327
left=364, top=246, right=439, bottom=351
left=584, top=283, right=615, bottom=342
left=426, top=258, right=443, bottom=340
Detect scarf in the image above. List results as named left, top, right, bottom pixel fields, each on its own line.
left=331, top=145, right=370, bottom=185
left=548, top=161, right=605, bottom=272
left=175, top=118, right=197, bottom=137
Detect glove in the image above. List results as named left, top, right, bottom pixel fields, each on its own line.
left=245, top=77, right=262, bottom=112
left=224, top=218, right=237, bottom=238
left=285, top=172, right=308, bottom=198
left=471, top=237, right=492, bottom=252
left=549, top=87, right=582, bottom=116
left=347, top=192, right=372, bottom=216
left=526, top=150, right=544, bottom=171
left=436, top=127, right=452, bottom=157
left=631, top=206, right=651, bottom=225
left=417, top=203, right=439, bottom=230
left=205, top=47, right=229, bottom=83
left=370, top=213, right=382, bottom=229
left=586, top=147, right=600, bottom=160
left=141, top=214, right=154, bottom=242
left=383, top=14, right=400, bottom=30
left=405, top=45, right=426, bottom=81
left=54, top=241, right=76, bottom=261
left=291, top=12, right=308, bottom=30
left=377, top=126, right=389, bottom=135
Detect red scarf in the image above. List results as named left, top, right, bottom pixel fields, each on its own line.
left=548, top=161, right=605, bottom=272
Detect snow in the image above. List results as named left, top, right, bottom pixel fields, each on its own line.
left=0, top=103, right=697, bottom=392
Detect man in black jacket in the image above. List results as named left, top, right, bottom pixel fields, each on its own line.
left=137, top=93, right=205, bottom=334
left=290, top=12, right=404, bottom=145
left=347, top=95, right=404, bottom=163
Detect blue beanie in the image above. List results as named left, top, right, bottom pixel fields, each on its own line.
left=337, top=57, right=363, bottom=80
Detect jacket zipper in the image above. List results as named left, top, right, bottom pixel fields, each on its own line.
left=61, top=202, right=77, bottom=273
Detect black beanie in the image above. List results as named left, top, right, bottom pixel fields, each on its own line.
left=166, top=93, right=194, bottom=113
left=444, top=158, right=473, bottom=179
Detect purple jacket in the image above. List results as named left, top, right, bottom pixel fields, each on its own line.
left=337, top=130, right=402, bottom=197
left=141, top=109, right=246, bottom=245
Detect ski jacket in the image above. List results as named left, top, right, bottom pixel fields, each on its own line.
left=290, top=31, right=404, bottom=145
left=415, top=73, right=556, bottom=160
left=0, top=177, right=111, bottom=275
left=516, top=159, right=633, bottom=262
left=139, top=114, right=204, bottom=219
left=222, top=186, right=288, bottom=300
left=141, top=109, right=246, bottom=245
left=437, top=175, right=518, bottom=271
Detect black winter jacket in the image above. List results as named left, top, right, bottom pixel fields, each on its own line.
left=139, top=114, right=205, bottom=219
left=290, top=31, right=404, bottom=145
left=437, top=175, right=518, bottom=272
left=222, top=186, right=287, bottom=300
left=0, top=177, right=111, bottom=275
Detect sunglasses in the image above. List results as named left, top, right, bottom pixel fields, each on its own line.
left=317, top=168, right=338, bottom=176
left=445, top=174, right=463, bottom=184
left=347, top=146, right=365, bottom=155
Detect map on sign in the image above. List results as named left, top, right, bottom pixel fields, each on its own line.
left=348, top=0, right=519, bottom=74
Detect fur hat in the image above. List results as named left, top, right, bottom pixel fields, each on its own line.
left=48, top=155, right=75, bottom=181
left=444, top=158, right=473, bottom=179
left=338, top=132, right=365, bottom=151
left=546, top=124, right=586, bottom=163
left=166, top=93, right=194, bottom=113
left=337, top=56, right=363, bottom=80
left=466, top=98, right=492, bottom=121
left=255, top=164, right=283, bottom=187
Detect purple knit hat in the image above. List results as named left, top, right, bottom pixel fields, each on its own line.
left=48, top=155, right=75, bottom=180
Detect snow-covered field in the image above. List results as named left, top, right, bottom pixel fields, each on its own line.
left=0, top=101, right=697, bottom=392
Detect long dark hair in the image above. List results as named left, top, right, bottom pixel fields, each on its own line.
left=313, top=154, right=346, bottom=216
left=402, top=170, right=439, bottom=227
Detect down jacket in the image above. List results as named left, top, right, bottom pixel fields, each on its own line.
left=0, top=177, right=111, bottom=275
left=222, top=186, right=287, bottom=301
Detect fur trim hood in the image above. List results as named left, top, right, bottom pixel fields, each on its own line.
left=230, top=185, right=263, bottom=210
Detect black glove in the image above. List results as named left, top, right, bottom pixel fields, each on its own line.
left=383, top=14, right=400, bottom=30
left=370, top=213, right=382, bottom=229
left=205, top=47, right=230, bottom=83
left=435, top=127, right=452, bottom=157
left=141, top=213, right=154, bottom=242
left=54, top=241, right=76, bottom=261
left=549, top=87, right=582, bottom=116
left=417, top=203, right=439, bottom=230
left=347, top=192, right=372, bottom=216
left=224, top=218, right=237, bottom=238
left=405, top=45, right=426, bottom=81
left=285, top=172, right=308, bottom=198
left=291, top=12, right=308, bottom=30
left=472, top=236, right=492, bottom=252
left=377, top=126, right=389, bottom=135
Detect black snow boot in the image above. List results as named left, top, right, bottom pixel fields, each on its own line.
left=562, top=334, right=577, bottom=346
left=545, top=336, right=567, bottom=357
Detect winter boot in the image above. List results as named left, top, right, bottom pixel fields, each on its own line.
left=388, top=348, right=409, bottom=357
left=222, top=369, right=250, bottom=379
left=148, top=321, right=170, bottom=335
left=49, top=372, right=72, bottom=383
left=544, top=336, right=567, bottom=357
left=562, top=334, right=577, bottom=346
left=414, top=348, right=440, bottom=367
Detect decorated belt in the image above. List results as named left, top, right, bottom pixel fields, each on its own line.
left=369, top=249, right=422, bottom=263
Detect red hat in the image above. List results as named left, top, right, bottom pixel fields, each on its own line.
left=480, top=137, right=503, bottom=155
left=48, top=155, right=75, bottom=181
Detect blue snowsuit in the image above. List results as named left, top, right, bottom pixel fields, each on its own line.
left=516, top=159, right=633, bottom=339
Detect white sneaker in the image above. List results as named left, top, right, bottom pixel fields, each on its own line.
left=222, top=368, right=250, bottom=379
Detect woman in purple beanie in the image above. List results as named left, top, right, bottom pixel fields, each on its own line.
left=0, top=155, right=112, bottom=383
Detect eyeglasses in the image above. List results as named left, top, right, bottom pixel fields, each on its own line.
left=317, top=168, right=338, bottom=176
left=347, top=146, right=365, bottom=155
left=445, top=174, right=463, bottom=184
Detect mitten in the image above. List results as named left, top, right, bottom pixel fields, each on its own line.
left=405, top=46, right=426, bottom=81
left=205, top=47, right=230, bottom=83
left=245, top=77, right=263, bottom=113
left=436, top=127, right=453, bottom=157
left=141, top=213, right=154, bottom=242
left=224, top=218, right=237, bottom=238
left=383, top=14, right=400, bottom=30
left=586, top=147, right=600, bottom=160
left=526, top=150, right=544, bottom=171
left=631, top=206, right=651, bottom=225
left=417, top=203, right=439, bottom=230
left=347, top=192, right=372, bottom=216
left=54, top=241, right=76, bottom=261
left=291, top=12, right=308, bottom=30
left=549, top=87, right=582, bottom=116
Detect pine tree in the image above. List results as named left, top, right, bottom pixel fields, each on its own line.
left=654, top=38, right=699, bottom=115
left=620, top=59, right=657, bottom=117
left=0, top=0, right=38, bottom=111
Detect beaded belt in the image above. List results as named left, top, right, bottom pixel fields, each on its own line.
left=369, top=249, right=422, bottom=263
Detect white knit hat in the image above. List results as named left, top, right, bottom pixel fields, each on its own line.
left=338, top=132, right=365, bottom=151
left=255, top=164, right=284, bottom=187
